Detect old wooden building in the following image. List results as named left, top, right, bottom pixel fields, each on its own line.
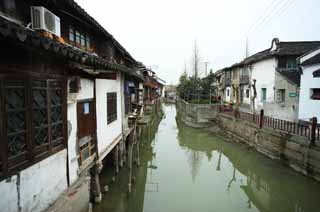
left=0, top=0, right=155, bottom=211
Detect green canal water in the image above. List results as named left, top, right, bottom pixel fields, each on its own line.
left=94, top=104, right=320, bottom=212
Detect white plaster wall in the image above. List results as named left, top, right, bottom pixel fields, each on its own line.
left=67, top=102, right=79, bottom=184
left=77, top=78, right=94, bottom=100
left=299, top=64, right=320, bottom=121
left=251, top=57, right=276, bottom=109
left=0, top=175, right=18, bottom=212
left=20, top=150, right=68, bottom=212
left=67, top=77, right=94, bottom=184
left=0, top=150, right=68, bottom=212
left=96, top=76, right=122, bottom=160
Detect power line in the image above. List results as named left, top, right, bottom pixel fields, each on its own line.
left=255, top=0, right=298, bottom=33
left=245, top=0, right=283, bottom=36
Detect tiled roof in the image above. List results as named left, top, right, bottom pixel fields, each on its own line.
left=275, top=41, right=320, bottom=56
left=63, top=0, right=137, bottom=64
left=300, top=52, right=320, bottom=66
left=236, top=41, right=320, bottom=66
left=0, top=16, right=143, bottom=81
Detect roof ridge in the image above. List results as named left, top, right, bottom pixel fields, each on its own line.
left=64, top=0, right=137, bottom=64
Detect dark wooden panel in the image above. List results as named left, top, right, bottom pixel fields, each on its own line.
left=107, top=92, right=117, bottom=124
left=0, top=74, right=67, bottom=180
left=77, top=100, right=95, bottom=138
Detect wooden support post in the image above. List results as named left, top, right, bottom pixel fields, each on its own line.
left=119, top=140, right=124, bottom=168
left=127, top=132, right=134, bottom=193
left=259, top=109, right=264, bottom=129
left=90, top=162, right=102, bottom=203
left=310, top=117, right=317, bottom=146
left=115, top=145, right=119, bottom=174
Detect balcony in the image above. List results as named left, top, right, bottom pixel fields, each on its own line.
left=240, top=75, right=249, bottom=85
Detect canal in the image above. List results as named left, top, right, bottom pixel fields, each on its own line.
left=94, top=104, right=320, bottom=212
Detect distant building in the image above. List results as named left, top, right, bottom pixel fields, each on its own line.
left=216, top=38, right=320, bottom=122
left=298, top=47, right=320, bottom=121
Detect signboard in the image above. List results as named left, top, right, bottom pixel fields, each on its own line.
left=289, top=93, right=297, bottom=97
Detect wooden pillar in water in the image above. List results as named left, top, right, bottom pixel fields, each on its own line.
left=90, top=162, right=102, bottom=203
left=127, top=132, right=134, bottom=193
left=115, top=144, right=119, bottom=173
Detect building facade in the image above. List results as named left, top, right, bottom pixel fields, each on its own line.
left=298, top=47, right=320, bottom=121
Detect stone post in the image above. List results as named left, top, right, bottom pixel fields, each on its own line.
left=310, top=117, right=317, bottom=146
left=259, top=109, right=264, bottom=129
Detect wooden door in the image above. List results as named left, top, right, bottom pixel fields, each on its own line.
left=77, top=100, right=96, bottom=164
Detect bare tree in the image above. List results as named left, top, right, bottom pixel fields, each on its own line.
left=191, top=40, right=200, bottom=78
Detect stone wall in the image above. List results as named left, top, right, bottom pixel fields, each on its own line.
left=218, top=114, right=320, bottom=182
left=176, top=99, right=219, bottom=128
left=176, top=99, right=320, bottom=182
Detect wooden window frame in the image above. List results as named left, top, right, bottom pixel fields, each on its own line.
left=276, top=89, right=286, bottom=103
left=107, top=92, right=117, bottom=124
left=0, top=74, right=67, bottom=180
left=261, top=88, right=267, bottom=101
left=68, top=26, right=91, bottom=51
left=311, top=88, right=320, bottom=100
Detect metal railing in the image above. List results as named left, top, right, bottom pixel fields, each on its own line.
left=219, top=106, right=319, bottom=143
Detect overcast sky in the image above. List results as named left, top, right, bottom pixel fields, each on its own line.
left=75, top=0, right=320, bottom=84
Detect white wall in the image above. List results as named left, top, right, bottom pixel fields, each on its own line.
left=0, top=150, right=68, bottom=212
left=299, top=64, right=320, bottom=121
left=96, top=76, right=123, bottom=160
left=225, top=86, right=231, bottom=103
left=251, top=57, right=276, bottom=109
left=67, top=78, right=94, bottom=184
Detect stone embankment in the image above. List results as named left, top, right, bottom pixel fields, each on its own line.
left=177, top=99, right=320, bottom=182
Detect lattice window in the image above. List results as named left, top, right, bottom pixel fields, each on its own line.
left=32, top=81, right=48, bottom=145
left=50, top=81, right=64, bottom=148
left=4, top=80, right=28, bottom=170
left=0, top=77, right=66, bottom=178
left=107, top=92, right=117, bottom=124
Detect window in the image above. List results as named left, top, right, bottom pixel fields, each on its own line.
left=287, top=58, right=297, bottom=69
left=276, top=89, right=286, bottom=103
left=313, top=70, right=320, bottom=78
left=107, top=92, right=117, bottom=124
left=80, top=34, right=86, bottom=49
left=75, top=30, right=80, bottom=47
left=68, top=26, right=91, bottom=51
left=246, top=89, right=250, bottom=98
left=0, top=77, right=66, bottom=178
left=311, top=88, right=320, bottom=100
left=85, top=34, right=91, bottom=50
left=261, top=88, right=267, bottom=101
left=227, top=89, right=230, bottom=97
left=69, top=27, right=75, bottom=44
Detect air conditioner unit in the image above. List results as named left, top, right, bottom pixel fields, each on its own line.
left=30, top=6, right=61, bottom=36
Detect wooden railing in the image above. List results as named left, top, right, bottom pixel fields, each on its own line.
left=220, top=106, right=319, bottom=143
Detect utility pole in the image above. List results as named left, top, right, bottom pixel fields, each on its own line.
left=204, top=61, right=210, bottom=77
left=245, top=37, right=249, bottom=58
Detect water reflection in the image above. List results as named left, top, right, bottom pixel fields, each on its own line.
left=176, top=115, right=320, bottom=212
left=95, top=104, right=320, bottom=212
